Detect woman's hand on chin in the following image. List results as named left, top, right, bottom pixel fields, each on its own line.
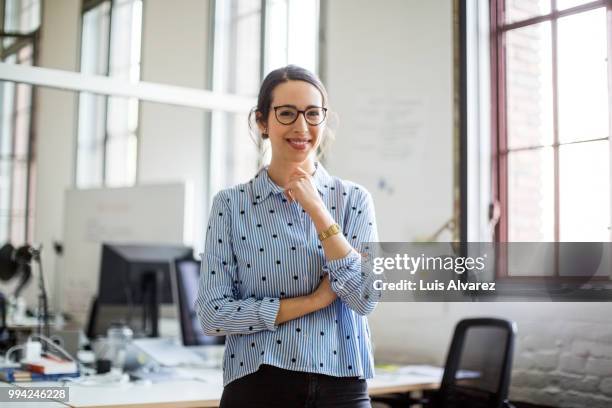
left=284, top=167, right=326, bottom=215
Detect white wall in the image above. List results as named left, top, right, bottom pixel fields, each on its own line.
left=323, top=0, right=455, bottom=242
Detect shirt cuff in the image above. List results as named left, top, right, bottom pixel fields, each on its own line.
left=323, top=249, right=361, bottom=277
left=259, top=297, right=281, bottom=332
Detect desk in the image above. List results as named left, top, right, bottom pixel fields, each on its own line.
left=1, top=366, right=442, bottom=407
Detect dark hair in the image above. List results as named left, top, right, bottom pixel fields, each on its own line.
left=249, top=65, right=329, bottom=140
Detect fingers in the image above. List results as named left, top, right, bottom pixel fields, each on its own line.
left=284, top=188, right=294, bottom=202
left=287, top=172, right=308, bottom=184
left=284, top=167, right=317, bottom=205
left=285, top=174, right=309, bottom=196
left=293, top=167, right=309, bottom=176
left=289, top=167, right=310, bottom=182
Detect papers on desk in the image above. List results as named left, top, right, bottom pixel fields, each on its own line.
left=22, top=357, right=78, bottom=375
left=376, top=364, right=443, bottom=377
left=0, top=356, right=80, bottom=382
left=133, top=338, right=208, bottom=367
left=375, top=364, right=481, bottom=380
left=391, top=365, right=443, bottom=377
left=0, top=369, right=80, bottom=382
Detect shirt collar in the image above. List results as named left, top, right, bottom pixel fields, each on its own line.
left=251, top=162, right=334, bottom=204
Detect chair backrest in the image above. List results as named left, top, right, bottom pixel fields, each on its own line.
left=435, top=318, right=517, bottom=408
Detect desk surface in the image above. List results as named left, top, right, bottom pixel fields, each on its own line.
left=1, top=365, right=442, bottom=408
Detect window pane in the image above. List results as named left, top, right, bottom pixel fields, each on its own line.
left=76, top=141, right=104, bottom=188
left=27, top=159, right=35, bottom=235
left=0, top=81, right=15, bottom=156
left=505, top=0, right=551, bottom=24
left=81, top=1, right=110, bottom=75
left=210, top=112, right=259, bottom=195
left=14, top=84, right=31, bottom=159
left=287, top=0, right=318, bottom=73
left=214, top=0, right=262, bottom=95
left=105, top=133, right=137, bottom=187
left=505, top=22, right=553, bottom=149
left=211, top=0, right=263, bottom=196
left=559, top=141, right=610, bottom=242
left=13, top=110, right=29, bottom=159
left=109, top=0, right=142, bottom=81
left=0, top=216, right=8, bottom=243
left=78, top=2, right=110, bottom=188
left=264, top=0, right=319, bottom=75
left=107, top=96, right=131, bottom=136
left=15, top=81, right=31, bottom=111
left=10, top=160, right=27, bottom=217
left=3, top=0, right=41, bottom=48
left=105, top=96, right=138, bottom=186
left=17, top=41, right=33, bottom=64
left=556, top=0, right=592, bottom=10
left=9, top=215, right=25, bottom=244
left=557, top=8, right=608, bottom=143
left=0, top=160, right=11, bottom=213
left=78, top=0, right=141, bottom=188
left=507, top=147, right=555, bottom=241
left=232, top=0, right=261, bottom=94
left=0, top=153, right=10, bottom=241
left=77, top=92, right=106, bottom=188
left=264, top=0, right=289, bottom=74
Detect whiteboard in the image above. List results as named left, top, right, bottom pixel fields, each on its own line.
left=323, top=0, right=455, bottom=241
left=60, top=183, right=190, bottom=324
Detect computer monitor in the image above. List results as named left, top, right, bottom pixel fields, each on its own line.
left=172, top=258, right=224, bottom=346
left=88, top=243, right=193, bottom=338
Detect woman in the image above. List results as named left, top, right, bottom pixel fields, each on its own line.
left=197, top=65, right=379, bottom=407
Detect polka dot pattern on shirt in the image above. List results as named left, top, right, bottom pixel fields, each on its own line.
left=196, top=163, right=379, bottom=387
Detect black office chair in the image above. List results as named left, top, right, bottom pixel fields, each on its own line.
left=372, top=318, right=517, bottom=408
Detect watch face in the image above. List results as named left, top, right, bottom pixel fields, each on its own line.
left=319, top=223, right=341, bottom=241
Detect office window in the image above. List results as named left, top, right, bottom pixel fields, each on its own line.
left=263, top=0, right=319, bottom=75
left=492, top=1, right=611, bottom=275
left=0, top=0, right=39, bottom=245
left=77, top=0, right=142, bottom=188
left=210, top=0, right=319, bottom=195
left=2, top=0, right=40, bottom=48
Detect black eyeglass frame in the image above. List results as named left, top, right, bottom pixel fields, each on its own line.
left=272, top=105, right=328, bottom=126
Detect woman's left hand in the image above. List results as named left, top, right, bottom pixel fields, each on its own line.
left=284, top=167, right=325, bottom=215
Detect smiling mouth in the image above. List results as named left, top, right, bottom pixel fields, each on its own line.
left=286, top=139, right=311, bottom=150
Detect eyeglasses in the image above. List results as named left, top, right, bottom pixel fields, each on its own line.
left=273, top=105, right=328, bottom=126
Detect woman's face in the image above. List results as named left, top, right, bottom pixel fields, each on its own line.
left=261, top=80, right=325, bottom=165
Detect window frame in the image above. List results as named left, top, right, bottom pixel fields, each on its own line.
left=207, top=0, right=321, bottom=204
left=0, top=0, right=40, bottom=245
left=490, top=0, right=612, bottom=281
left=76, top=0, right=142, bottom=189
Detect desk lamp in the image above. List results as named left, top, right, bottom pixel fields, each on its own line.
left=0, top=243, right=48, bottom=338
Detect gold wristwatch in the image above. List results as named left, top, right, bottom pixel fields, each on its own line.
left=318, top=223, right=341, bottom=241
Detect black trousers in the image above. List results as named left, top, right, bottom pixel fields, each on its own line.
left=219, top=364, right=372, bottom=408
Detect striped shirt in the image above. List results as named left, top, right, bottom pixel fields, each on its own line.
left=196, top=162, right=379, bottom=386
